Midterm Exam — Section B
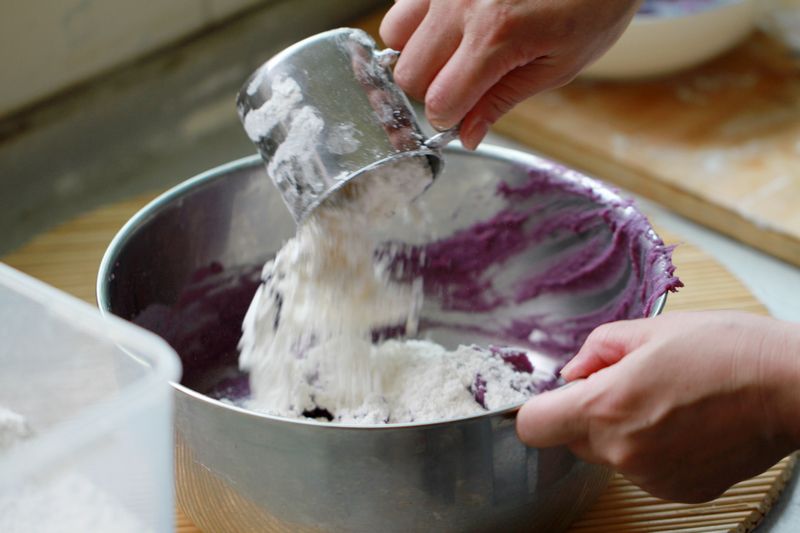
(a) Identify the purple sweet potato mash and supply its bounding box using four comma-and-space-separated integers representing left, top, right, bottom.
132, 164, 681, 407
386, 166, 682, 361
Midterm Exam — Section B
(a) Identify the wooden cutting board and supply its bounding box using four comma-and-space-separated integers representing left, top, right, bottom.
2, 190, 796, 533
494, 31, 800, 269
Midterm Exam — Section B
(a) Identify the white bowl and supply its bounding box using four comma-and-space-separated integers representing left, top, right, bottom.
581, 0, 759, 80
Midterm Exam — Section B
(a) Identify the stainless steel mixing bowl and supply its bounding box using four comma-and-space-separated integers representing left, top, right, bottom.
97, 144, 679, 533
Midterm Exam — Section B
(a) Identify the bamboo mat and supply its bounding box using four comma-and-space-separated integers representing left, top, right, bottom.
1, 190, 795, 533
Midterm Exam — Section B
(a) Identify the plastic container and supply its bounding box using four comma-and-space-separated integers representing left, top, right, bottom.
0, 262, 181, 533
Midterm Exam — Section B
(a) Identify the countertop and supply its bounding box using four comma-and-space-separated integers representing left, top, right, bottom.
1, 0, 799, 529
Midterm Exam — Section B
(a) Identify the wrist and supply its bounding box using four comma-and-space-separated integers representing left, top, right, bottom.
756, 317, 800, 451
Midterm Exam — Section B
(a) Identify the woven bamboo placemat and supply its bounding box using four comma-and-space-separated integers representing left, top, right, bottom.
2, 191, 795, 533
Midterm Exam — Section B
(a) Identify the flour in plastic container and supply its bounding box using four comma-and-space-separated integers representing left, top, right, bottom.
0, 405, 154, 533
0, 473, 154, 533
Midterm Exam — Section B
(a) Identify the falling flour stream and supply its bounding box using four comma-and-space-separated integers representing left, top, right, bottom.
236, 156, 553, 424
231, 62, 562, 424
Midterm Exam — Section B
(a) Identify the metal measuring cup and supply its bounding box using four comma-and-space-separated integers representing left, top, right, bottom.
236, 28, 459, 224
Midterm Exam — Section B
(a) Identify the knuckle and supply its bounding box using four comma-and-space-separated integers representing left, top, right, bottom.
586, 323, 615, 347
604, 441, 640, 471
480, 88, 519, 122
424, 90, 457, 127
479, 1, 522, 39
378, 14, 402, 49
392, 64, 423, 99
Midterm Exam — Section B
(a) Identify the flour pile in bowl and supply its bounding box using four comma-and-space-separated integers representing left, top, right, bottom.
237, 157, 553, 424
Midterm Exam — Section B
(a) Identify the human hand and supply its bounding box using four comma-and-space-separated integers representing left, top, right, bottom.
516, 311, 800, 503
379, 0, 642, 150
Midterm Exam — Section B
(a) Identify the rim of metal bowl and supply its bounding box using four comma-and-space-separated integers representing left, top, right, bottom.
97, 143, 668, 430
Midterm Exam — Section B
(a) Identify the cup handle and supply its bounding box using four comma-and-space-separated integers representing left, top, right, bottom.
375, 47, 460, 151
375, 48, 401, 68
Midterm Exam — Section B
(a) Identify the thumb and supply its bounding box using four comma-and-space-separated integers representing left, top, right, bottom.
561, 318, 654, 381
516, 379, 589, 448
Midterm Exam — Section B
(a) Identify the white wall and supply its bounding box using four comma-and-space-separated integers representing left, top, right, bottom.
0, 0, 263, 118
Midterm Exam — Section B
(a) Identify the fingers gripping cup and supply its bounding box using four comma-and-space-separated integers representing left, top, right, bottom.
237, 28, 457, 224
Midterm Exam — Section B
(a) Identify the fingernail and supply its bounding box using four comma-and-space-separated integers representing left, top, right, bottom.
429, 120, 449, 133
462, 120, 490, 151
559, 360, 576, 379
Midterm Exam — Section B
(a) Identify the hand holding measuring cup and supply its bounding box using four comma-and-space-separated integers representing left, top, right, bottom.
380, 0, 643, 150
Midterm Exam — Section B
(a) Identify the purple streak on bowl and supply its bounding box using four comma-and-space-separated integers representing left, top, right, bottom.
130, 162, 681, 402
387, 166, 682, 360
133, 263, 261, 394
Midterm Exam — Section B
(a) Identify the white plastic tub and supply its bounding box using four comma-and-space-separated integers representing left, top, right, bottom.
0, 262, 181, 533
581, 0, 759, 79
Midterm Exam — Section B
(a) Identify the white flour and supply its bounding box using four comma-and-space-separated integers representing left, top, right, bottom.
242, 75, 303, 142
238, 155, 551, 424
334, 341, 548, 424
267, 104, 327, 191
0, 405, 154, 533
243, 74, 363, 204
0, 473, 154, 533
237, 68, 549, 424
239, 157, 430, 416
0, 405, 32, 453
